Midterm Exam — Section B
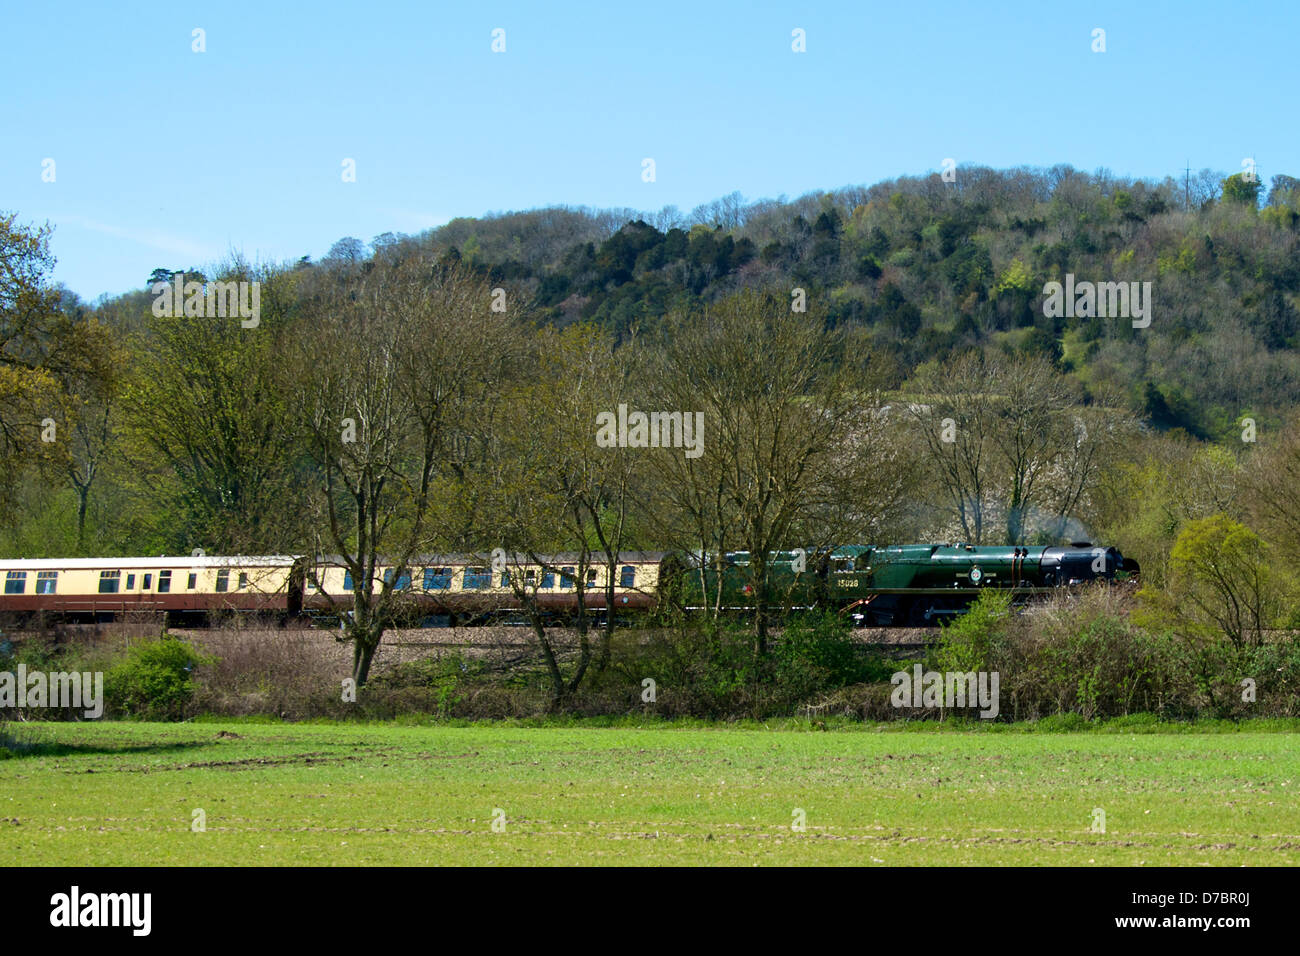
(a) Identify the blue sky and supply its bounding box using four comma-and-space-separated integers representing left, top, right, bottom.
4, 0, 1296, 301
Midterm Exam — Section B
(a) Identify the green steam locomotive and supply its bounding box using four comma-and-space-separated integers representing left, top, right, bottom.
665, 542, 1139, 627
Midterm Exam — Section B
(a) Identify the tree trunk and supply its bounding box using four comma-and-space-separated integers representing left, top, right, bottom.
348, 592, 384, 687
531, 616, 566, 710
76, 485, 89, 553
752, 551, 769, 659
596, 577, 614, 675
566, 585, 592, 696
352, 628, 381, 686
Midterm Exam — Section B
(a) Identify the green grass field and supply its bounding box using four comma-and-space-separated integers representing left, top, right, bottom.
2, 720, 1297, 865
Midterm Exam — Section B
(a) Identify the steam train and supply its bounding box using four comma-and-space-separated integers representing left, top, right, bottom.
673, 542, 1139, 626
0, 542, 1137, 628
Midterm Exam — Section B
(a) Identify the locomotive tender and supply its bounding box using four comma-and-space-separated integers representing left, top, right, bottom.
0, 542, 1137, 628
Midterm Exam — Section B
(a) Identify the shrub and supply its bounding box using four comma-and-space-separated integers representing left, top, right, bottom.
1001, 587, 1180, 719
598, 613, 878, 719
1033, 712, 1092, 732
932, 589, 1013, 675
771, 610, 873, 690
105, 637, 211, 720
365, 655, 477, 717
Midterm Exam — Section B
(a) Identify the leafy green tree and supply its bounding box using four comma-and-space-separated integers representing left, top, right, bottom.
1221, 172, 1262, 207
123, 263, 306, 553
1093, 436, 1240, 587
1140, 514, 1284, 649
1266, 174, 1300, 208
0, 214, 116, 520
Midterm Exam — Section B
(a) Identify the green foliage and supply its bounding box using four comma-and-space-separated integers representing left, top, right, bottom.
1139, 513, 1283, 648
992, 257, 1033, 295
11, 164, 1300, 568
105, 637, 211, 720
366, 655, 479, 717
932, 589, 1012, 674
770, 610, 874, 689
920, 587, 1275, 722
1011, 592, 1180, 720
122, 264, 305, 553
599, 613, 874, 719
1221, 172, 1261, 207
1031, 712, 1092, 732
11, 165, 1300, 729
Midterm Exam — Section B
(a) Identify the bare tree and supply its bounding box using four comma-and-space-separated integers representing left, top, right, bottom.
690, 191, 748, 231
910, 352, 1132, 545
1243, 415, 1300, 567
291, 257, 513, 684
481, 323, 642, 705
64, 375, 117, 552
909, 355, 995, 543
643, 289, 882, 655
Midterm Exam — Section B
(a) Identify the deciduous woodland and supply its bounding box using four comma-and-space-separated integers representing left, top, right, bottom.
3, 164, 1300, 714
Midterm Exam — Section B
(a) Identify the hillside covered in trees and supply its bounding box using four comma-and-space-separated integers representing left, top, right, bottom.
5, 162, 1300, 575
384, 163, 1300, 442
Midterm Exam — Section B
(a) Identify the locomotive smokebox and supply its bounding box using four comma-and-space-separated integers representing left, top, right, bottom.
1040, 544, 1121, 585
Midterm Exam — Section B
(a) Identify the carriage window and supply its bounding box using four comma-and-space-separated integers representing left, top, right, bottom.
215, 569, 230, 593
541, 570, 555, 588
158, 570, 171, 593
423, 568, 451, 590
143, 574, 152, 590
586, 569, 598, 588
187, 573, 197, 589
559, 567, 575, 589
343, 570, 354, 591
462, 567, 491, 589
383, 569, 410, 590
500, 571, 511, 587
36, 571, 58, 594
238, 572, 249, 590
4, 571, 26, 594
620, 566, 636, 588
99, 570, 121, 594
525, 569, 537, 586
126, 574, 136, 590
